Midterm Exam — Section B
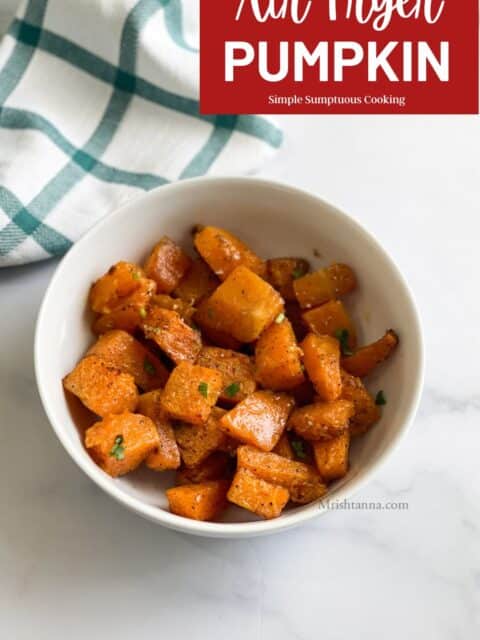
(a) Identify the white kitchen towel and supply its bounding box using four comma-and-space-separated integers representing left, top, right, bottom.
0, 0, 282, 266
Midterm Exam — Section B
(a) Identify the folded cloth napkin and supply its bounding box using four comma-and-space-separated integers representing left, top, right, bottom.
0, 0, 282, 267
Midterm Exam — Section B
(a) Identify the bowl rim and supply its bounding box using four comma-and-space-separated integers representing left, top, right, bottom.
34, 176, 425, 538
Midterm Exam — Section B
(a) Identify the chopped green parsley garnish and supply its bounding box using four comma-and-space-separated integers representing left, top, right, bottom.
334, 328, 353, 357
110, 435, 125, 460
132, 271, 141, 281
292, 267, 305, 280
143, 358, 156, 376
275, 312, 286, 324
375, 390, 387, 406
198, 382, 209, 398
291, 439, 307, 460
139, 306, 147, 319
225, 382, 241, 398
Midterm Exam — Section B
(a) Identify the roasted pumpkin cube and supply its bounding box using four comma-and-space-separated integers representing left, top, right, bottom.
219, 391, 294, 451
174, 258, 219, 305
301, 333, 342, 401
167, 480, 229, 521
85, 412, 158, 477
293, 267, 332, 310
237, 445, 326, 504
341, 370, 381, 436
137, 390, 180, 471
342, 329, 399, 378
161, 362, 223, 425
193, 298, 243, 350
175, 452, 232, 486
63, 355, 138, 417
312, 431, 350, 482
89, 261, 145, 314
294, 263, 356, 309
151, 294, 196, 325
175, 408, 230, 467
200, 266, 284, 343
255, 317, 305, 391
273, 433, 294, 460
227, 468, 289, 519
143, 236, 191, 293
289, 480, 328, 504
87, 330, 168, 391
267, 257, 310, 301
288, 399, 354, 441
328, 263, 357, 298
92, 278, 156, 335
141, 306, 201, 364
303, 300, 357, 350
194, 225, 266, 281
197, 346, 256, 404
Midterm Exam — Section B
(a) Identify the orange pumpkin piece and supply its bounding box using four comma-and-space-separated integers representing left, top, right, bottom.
312, 431, 350, 482
342, 329, 399, 378
161, 362, 223, 425
63, 355, 138, 417
143, 236, 191, 293
303, 300, 357, 349
294, 263, 356, 309
151, 294, 196, 325
193, 299, 243, 350
341, 370, 381, 436
137, 390, 180, 471
174, 258, 219, 305
255, 317, 305, 391
175, 452, 232, 486
175, 408, 231, 467
219, 391, 294, 451
89, 261, 145, 314
141, 306, 201, 364
201, 266, 284, 343
328, 263, 357, 297
273, 433, 294, 459
196, 346, 256, 404
288, 478, 328, 504
92, 278, 156, 335
267, 257, 310, 301
301, 333, 342, 401
167, 480, 229, 521
194, 225, 266, 281
227, 468, 290, 519
288, 399, 354, 441
85, 412, 159, 477
237, 445, 326, 504
87, 330, 168, 391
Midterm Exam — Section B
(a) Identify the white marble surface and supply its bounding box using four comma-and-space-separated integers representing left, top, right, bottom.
1, 2, 480, 638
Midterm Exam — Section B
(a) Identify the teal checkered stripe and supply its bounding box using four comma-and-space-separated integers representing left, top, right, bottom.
8, 18, 281, 146
0, 0, 283, 263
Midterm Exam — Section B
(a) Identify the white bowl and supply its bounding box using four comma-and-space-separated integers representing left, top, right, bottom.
35, 177, 424, 538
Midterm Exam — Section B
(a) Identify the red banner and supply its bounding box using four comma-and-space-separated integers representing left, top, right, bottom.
200, 0, 479, 114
